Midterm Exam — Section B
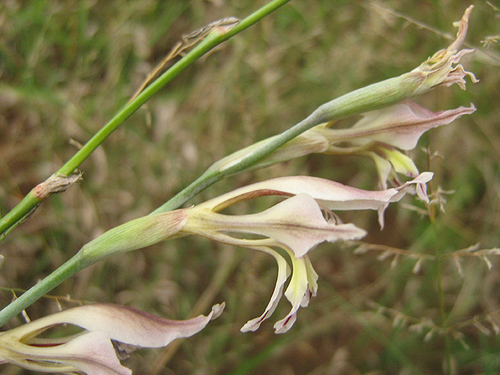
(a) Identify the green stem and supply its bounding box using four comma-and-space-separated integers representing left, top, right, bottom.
0, 0, 292, 239
0, 253, 91, 326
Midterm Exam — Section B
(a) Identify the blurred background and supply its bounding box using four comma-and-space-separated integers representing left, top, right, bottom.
1, 0, 499, 374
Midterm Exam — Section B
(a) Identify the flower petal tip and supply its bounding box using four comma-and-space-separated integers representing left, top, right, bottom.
273, 313, 297, 334
240, 321, 260, 333
210, 302, 226, 320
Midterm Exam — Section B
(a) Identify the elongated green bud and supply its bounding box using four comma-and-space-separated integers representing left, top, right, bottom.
79, 210, 188, 263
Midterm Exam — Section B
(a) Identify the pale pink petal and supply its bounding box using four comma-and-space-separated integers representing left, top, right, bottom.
273, 311, 297, 334
0, 304, 224, 373
393, 172, 434, 202
8, 303, 224, 349
0, 332, 130, 374
201, 176, 396, 212
240, 246, 291, 332
201, 173, 434, 218
266, 174, 431, 211
329, 101, 476, 150
416, 182, 429, 202
436, 50, 478, 90
376, 172, 433, 228
53, 332, 132, 375
45, 303, 224, 348
218, 194, 366, 258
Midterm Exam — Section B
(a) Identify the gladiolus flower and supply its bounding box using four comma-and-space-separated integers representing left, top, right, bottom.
180, 173, 433, 332
0, 303, 224, 374
315, 100, 476, 189
75, 174, 431, 334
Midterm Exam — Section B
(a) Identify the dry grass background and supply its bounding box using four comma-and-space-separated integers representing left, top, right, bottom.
0, 0, 499, 374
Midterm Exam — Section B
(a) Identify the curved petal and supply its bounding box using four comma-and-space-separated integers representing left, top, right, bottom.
240, 246, 291, 332
274, 256, 315, 334
0, 332, 130, 374
61, 332, 132, 374
4, 303, 224, 349
376, 172, 433, 228
212, 194, 366, 258
324, 101, 476, 150
200, 176, 403, 212
0, 304, 224, 373
44, 303, 225, 348
447, 5, 473, 52
303, 255, 319, 304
